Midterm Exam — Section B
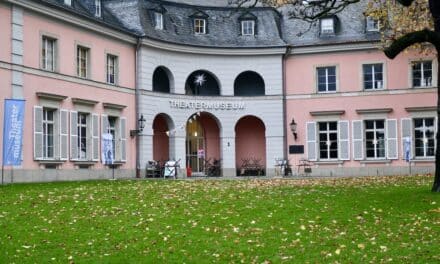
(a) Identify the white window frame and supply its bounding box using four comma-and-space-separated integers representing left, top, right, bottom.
106, 54, 118, 85
414, 117, 435, 158
320, 18, 334, 34
365, 119, 386, 159
412, 60, 433, 88
241, 20, 255, 36
194, 18, 206, 34
318, 121, 339, 160
154, 12, 163, 30
316, 66, 337, 93
77, 45, 89, 79
95, 0, 101, 17
362, 63, 384, 90
41, 36, 56, 72
77, 112, 88, 160
366, 16, 379, 32
64, 0, 71, 6
43, 108, 55, 159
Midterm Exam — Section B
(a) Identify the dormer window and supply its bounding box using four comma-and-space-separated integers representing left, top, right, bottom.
64, 0, 71, 6
320, 18, 334, 35
95, 0, 101, 17
241, 20, 255, 36
366, 16, 379, 32
154, 12, 163, 30
194, 19, 206, 34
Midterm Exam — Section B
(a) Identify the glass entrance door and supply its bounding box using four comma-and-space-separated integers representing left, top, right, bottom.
186, 119, 205, 175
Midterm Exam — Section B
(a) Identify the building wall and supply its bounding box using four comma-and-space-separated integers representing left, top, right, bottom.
138, 45, 284, 177
286, 48, 436, 176
0, 2, 12, 63
0, 3, 137, 182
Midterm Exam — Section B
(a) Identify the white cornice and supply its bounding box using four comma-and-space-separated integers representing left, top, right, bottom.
141, 38, 286, 56
7, 0, 137, 44
286, 87, 436, 100
290, 42, 380, 55
0, 61, 135, 94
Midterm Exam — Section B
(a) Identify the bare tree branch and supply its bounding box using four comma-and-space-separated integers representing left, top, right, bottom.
384, 29, 440, 59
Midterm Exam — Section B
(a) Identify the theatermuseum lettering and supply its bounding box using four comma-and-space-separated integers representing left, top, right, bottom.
169, 100, 245, 110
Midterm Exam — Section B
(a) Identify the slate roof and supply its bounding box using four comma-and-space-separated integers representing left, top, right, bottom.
135, 0, 286, 48
32, 0, 379, 49
31, 0, 136, 35
280, 1, 380, 47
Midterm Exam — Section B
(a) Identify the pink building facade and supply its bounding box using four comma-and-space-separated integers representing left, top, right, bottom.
0, 0, 137, 182
0, 0, 435, 181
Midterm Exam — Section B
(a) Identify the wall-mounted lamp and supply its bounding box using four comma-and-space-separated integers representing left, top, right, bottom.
290, 118, 297, 140
130, 114, 146, 137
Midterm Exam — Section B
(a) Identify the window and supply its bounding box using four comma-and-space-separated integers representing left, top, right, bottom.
317, 66, 336, 93
363, 63, 384, 90
43, 109, 55, 159
241, 20, 255, 35
366, 17, 379, 32
154, 12, 163, 30
106, 54, 118, 84
414, 118, 435, 158
412, 61, 432, 87
77, 113, 88, 160
95, 0, 101, 17
194, 19, 206, 34
64, 0, 71, 6
318, 122, 338, 160
77, 46, 89, 78
320, 18, 334, 34
41, 36, 56, 71
365, 120, 386, 159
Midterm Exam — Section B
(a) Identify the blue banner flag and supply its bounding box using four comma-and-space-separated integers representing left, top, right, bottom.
2, 99, 25, 166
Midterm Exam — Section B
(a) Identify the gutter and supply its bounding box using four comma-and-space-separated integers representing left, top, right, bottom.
135, 37, 143, 178
282, 45, 293, 163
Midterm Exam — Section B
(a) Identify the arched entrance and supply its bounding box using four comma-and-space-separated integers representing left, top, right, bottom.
186, 112, 221, 176
235, 116, 266, 176
152, 114, 174, 162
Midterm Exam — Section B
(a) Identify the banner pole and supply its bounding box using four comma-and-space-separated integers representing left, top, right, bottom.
1, 164, 4, 185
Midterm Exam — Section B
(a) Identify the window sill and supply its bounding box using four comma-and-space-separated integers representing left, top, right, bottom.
315, 160, 344, 165
411, 158, 435, 163
37, 160, 65, 164
360, 159, 391, 164
72, 161, 97, 165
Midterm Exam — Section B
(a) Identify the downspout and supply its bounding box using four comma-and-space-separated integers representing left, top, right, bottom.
282, 45, 293, 161
135, 37, 142, 178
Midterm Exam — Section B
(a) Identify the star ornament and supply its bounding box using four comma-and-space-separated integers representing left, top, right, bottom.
194, 74, 206, 87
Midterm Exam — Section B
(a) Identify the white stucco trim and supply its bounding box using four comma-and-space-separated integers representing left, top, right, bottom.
141, 38, 286, 56
290, 42, 380, 55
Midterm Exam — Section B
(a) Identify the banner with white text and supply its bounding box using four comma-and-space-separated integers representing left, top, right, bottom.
2, 99, 25, 166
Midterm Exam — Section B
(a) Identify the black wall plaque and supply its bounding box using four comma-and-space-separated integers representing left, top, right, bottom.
289, 145, 304, 154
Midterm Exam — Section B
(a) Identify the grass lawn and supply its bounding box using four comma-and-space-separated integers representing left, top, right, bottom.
0, 176, 439, 263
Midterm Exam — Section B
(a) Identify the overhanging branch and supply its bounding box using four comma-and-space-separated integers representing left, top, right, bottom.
396, 0, 414, 7
384, 29, 440, 59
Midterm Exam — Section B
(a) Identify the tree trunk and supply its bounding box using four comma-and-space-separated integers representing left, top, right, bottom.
432, 52, 440, 192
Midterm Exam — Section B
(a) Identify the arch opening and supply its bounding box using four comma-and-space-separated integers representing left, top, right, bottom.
152, 113, 174, 164
234, 71, 265, 96
153, 66, 173, 93
235, 115, 266, 176
185, 70, 220, 96
186, 112, 221, 176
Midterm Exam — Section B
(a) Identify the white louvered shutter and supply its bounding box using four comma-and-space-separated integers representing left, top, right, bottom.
120, 117, 127, 162
401, 118, 413, 160
306, 122, 317, 161
92, 114, 99, 161
352, 120, 364, 160
338, 120, 350, 160
33, 106, 43, 160
70, 111, 78, 160
53, 111, 60, 159
386, 119, 398, 159
60, 109, 69, 160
